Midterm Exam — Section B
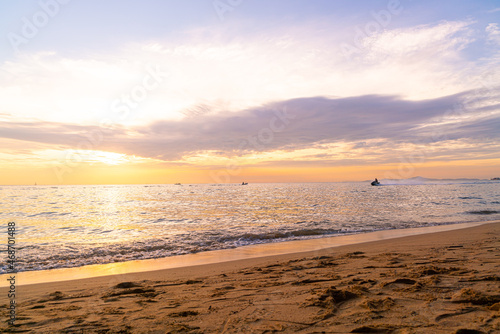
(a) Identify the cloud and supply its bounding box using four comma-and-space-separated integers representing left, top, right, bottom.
1, 17, 498, 172
2, 90, 499, 167
0, 19, 491, 128
0, 119, 123, 146
486, 23, 500, 45
362, 20, 473, 59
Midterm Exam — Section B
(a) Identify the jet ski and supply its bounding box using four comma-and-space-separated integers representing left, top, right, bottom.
371, 179, 380, 186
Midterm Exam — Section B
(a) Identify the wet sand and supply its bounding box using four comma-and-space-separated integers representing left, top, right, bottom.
1, 221, 499, 333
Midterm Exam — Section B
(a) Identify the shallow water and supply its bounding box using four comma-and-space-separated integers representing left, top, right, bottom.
1, 181, 499, 273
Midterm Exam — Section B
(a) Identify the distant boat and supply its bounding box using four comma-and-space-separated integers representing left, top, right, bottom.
371, 179, 380, 186
492, 177, 500, 180
241, 182, 248, 185
174, 183, 182, 185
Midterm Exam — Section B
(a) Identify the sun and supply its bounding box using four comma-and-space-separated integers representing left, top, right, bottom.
90, 151, 130, 165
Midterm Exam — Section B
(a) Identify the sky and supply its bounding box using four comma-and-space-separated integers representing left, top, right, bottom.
0, 0, 499, 185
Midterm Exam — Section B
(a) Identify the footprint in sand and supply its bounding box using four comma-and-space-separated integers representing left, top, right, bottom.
101, 282, 158, 299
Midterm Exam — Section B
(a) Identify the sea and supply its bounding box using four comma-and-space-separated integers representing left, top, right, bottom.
1, 180, 499, 274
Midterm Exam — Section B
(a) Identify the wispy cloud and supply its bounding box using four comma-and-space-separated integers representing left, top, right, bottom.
361, 21, 474, 59
0, 20, 487, 127
486, 23, 500, 45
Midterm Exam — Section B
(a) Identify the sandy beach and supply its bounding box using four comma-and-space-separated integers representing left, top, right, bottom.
1, 221, 499, 333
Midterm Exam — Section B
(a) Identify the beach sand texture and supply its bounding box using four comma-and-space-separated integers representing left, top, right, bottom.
1, 222, 499, 333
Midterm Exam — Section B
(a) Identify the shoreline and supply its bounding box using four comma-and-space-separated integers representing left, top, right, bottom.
1, 221, 499, 333
1, 220, 497, 287
2, 220, 499, 287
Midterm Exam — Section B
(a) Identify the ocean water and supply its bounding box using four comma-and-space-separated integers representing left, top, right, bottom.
1, 181, 499, 273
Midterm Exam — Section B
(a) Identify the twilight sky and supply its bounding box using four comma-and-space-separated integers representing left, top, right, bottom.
1, 0, 499, 184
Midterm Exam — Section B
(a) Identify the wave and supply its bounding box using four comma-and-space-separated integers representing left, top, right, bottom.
466, 210, 499, 215
218, 228, 347, 243
3, 182, 500, 274
0, 228, 357, 273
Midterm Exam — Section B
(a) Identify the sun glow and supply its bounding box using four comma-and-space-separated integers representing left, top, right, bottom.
51, 150, 150, 166
87, 151, 130, 165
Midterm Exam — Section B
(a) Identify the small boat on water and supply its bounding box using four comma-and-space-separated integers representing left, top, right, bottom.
371, 178, 380, 186
491, 177, 500, 180
241, 182, 248, 185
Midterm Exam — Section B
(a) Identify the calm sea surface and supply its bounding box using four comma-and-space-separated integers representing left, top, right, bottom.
1, 181, 499, 273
